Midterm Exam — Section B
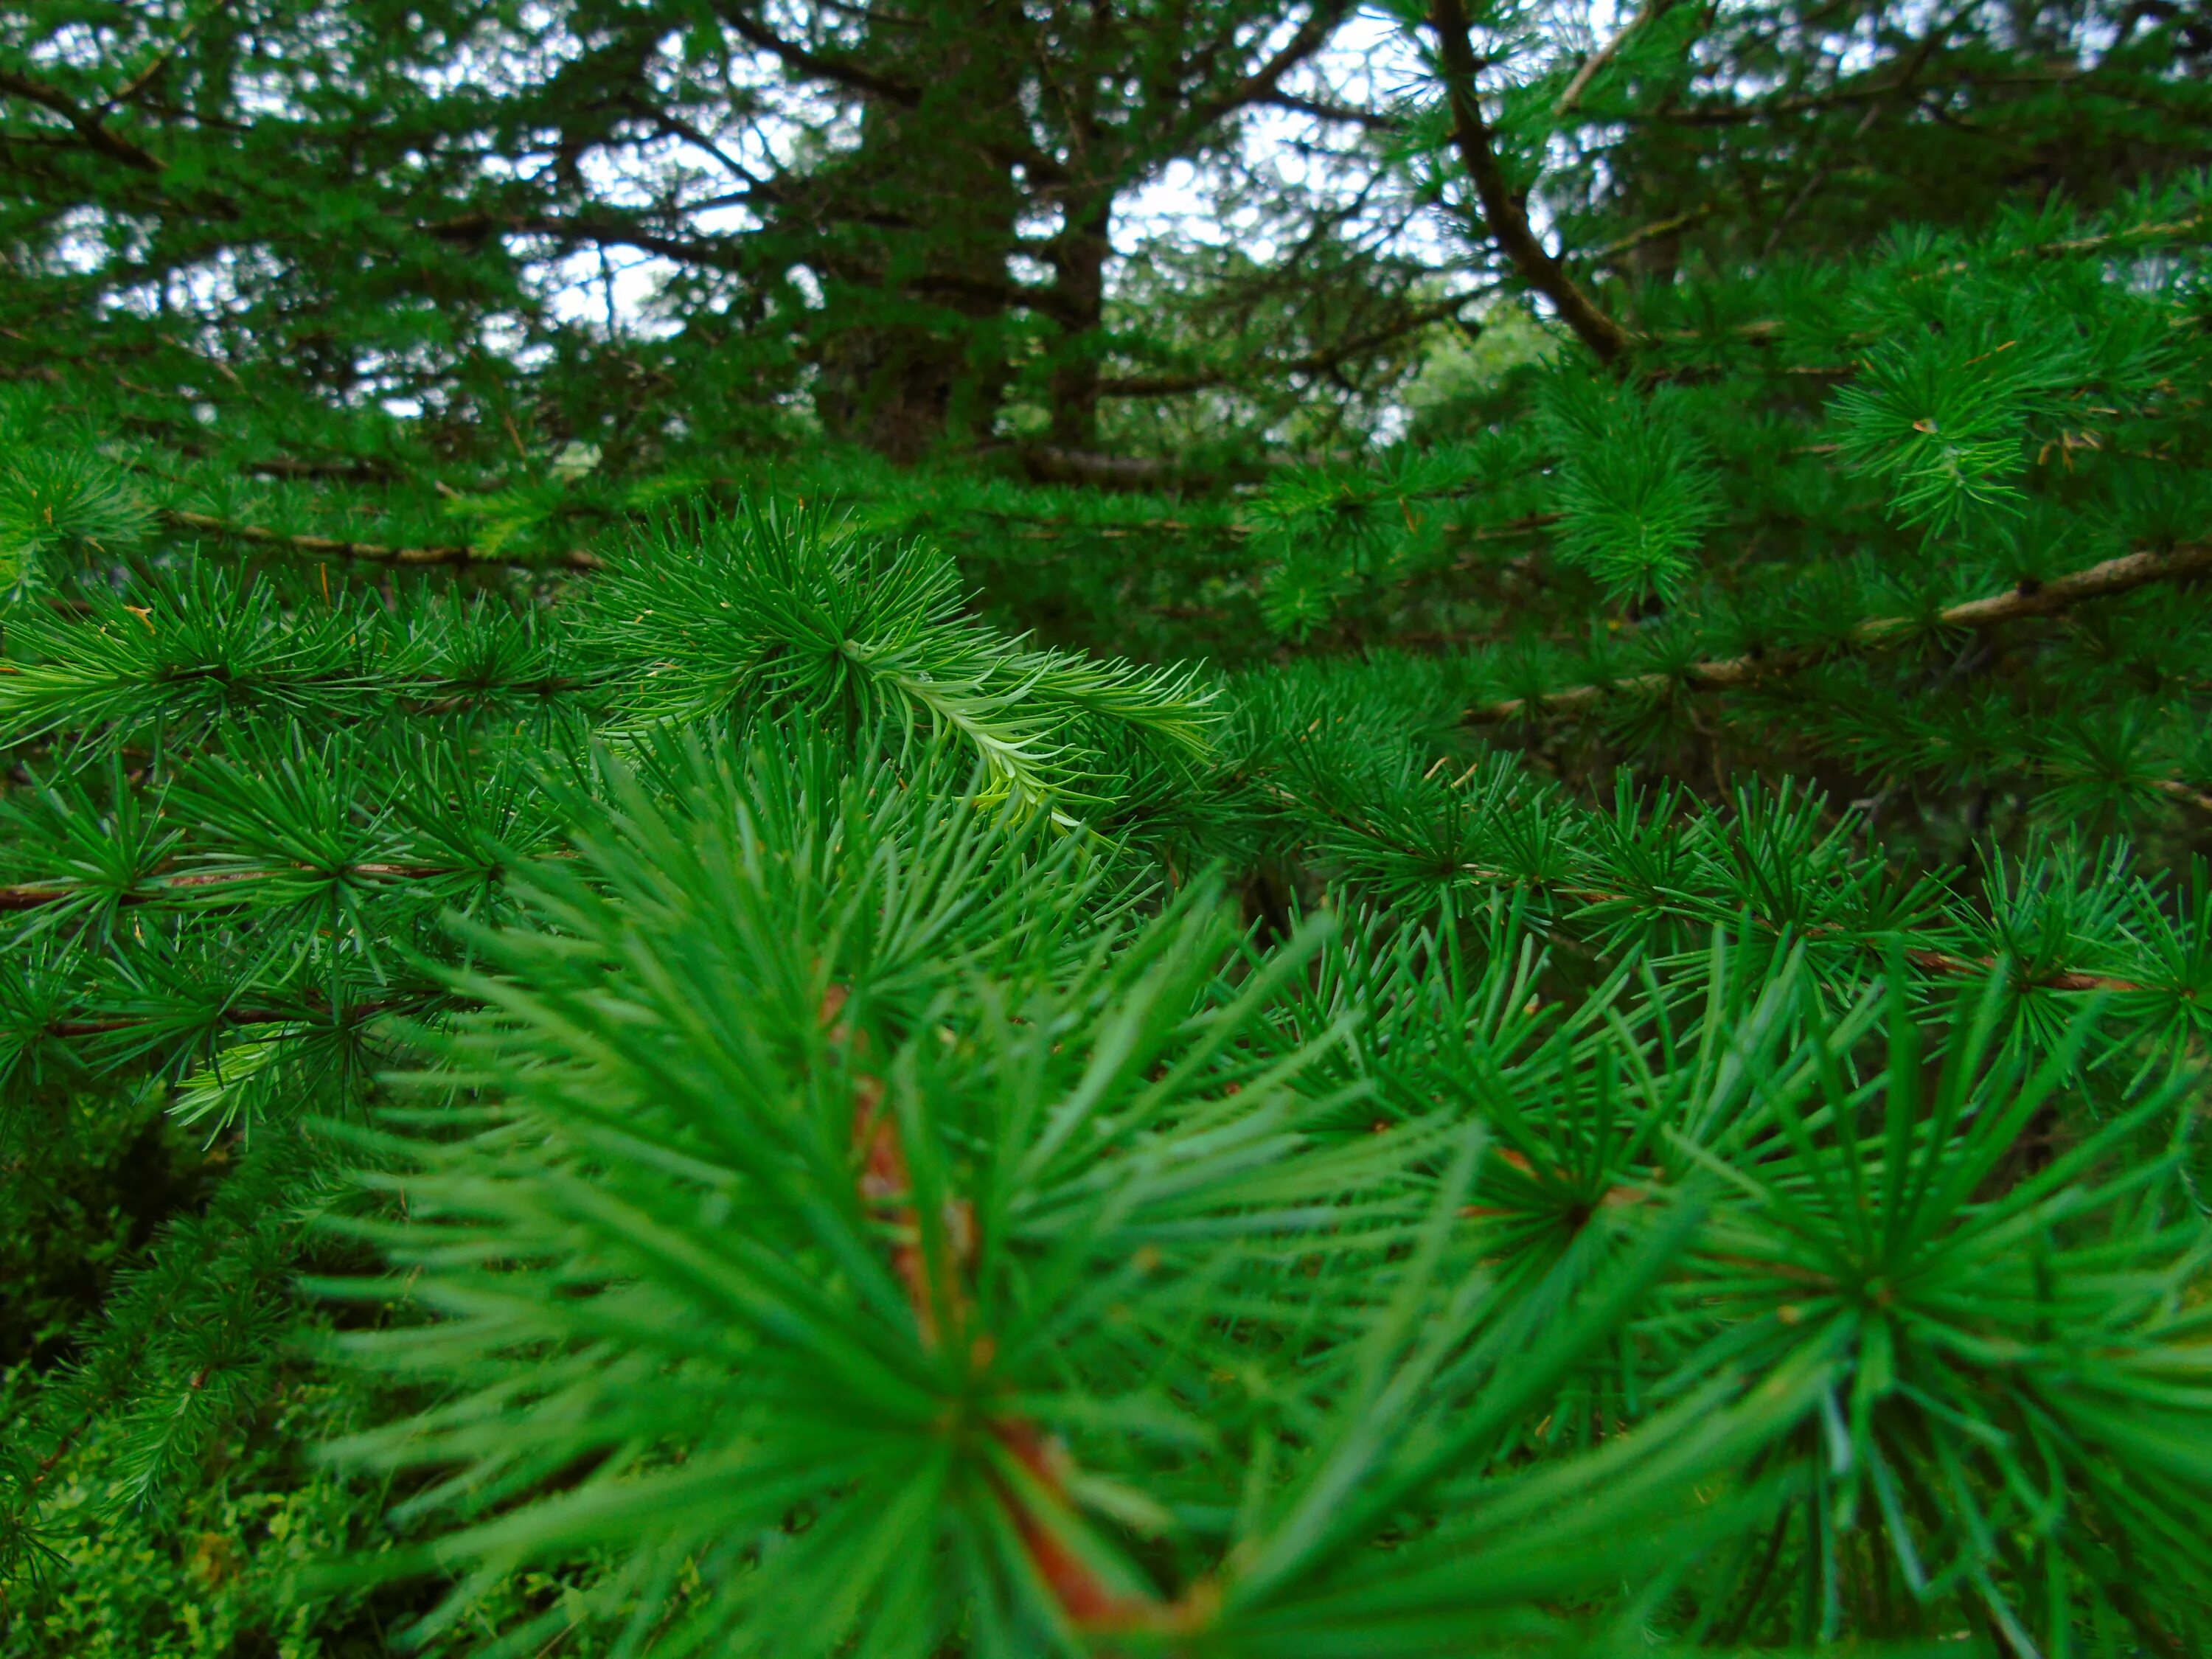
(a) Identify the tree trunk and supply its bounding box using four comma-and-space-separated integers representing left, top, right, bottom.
806, 1, 1026, 462
1046, 198, 1113, 450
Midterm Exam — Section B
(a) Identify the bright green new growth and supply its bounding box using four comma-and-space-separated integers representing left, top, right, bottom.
587, 505, 1215, 814
1540, 378, 1719, 603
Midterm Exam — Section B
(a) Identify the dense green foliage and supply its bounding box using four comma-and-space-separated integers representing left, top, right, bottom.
4, 0, 2212, 1652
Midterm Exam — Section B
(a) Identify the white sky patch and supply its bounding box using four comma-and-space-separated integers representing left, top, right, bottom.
1116, 10, 1433, 265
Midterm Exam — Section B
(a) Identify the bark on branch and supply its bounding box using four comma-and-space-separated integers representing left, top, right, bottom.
0, 861, 492, 913
163, 508, 602, 571
1427, 0, 1630, 365
0, 68, 166, 173
1465, 538, 2212, 723
1096, 293, 1481, 398
1184, 0, 1351, 134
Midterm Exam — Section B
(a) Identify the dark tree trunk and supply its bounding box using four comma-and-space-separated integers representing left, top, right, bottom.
1046, 198, 1114, 450
806, 0, 1026, 462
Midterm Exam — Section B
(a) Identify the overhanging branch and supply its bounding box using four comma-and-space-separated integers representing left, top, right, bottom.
0, 67, 166, 173
1427, 0, 1629, 364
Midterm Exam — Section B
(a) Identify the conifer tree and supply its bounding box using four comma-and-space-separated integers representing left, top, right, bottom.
4, 0, 2212, 1654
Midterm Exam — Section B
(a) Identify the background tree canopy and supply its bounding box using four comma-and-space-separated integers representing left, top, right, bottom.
4, 0, 2212, 1653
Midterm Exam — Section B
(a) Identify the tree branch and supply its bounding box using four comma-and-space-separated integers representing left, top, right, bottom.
1554, 0, 1673, 119
0, 67, 165, 173
0, 861, 482, 913
47, 1000, 405, 1038
709, 5, 921, 106
1259, 90, 1400, 131
425, 209, 751, 271
1275, 779, 2152, 991
1427, 0, 1629, 364
1590, 206, 1711, 264
163, 508, 601, 571
645, 18, 1071, 187
1466, 538, 2212, 723
1096, 293, 1481, 397
1648, 66, 2081, 127
2151, 777, 2212, 815
1186, 0, 1353, 133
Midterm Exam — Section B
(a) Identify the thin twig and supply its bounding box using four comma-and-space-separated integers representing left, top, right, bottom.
2150, 777, 2212, 816
1554, 0, 1674, 119
0, 860, 492, 912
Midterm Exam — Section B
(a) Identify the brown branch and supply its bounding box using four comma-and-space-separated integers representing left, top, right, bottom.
1018, 448, 1208, 490
2151, 777, 2212, 815
1904, 950, 2142, 995
241, 456, 399, 482
424, 210, 751, 272
1466, 538, 2212, 723
0, 861, 480, 913
1278, 774, 2150, 996
1554, 0, 1675, 119
1427, 0, 1629, 364
1259, 90, 1399, 131
1183, 0, 1351, 134
709, 5, 921, 106
1659, 213, 2212, 349
1649, 66, 2083, 127
0, 68, 165, 173
698, 9, 1074, 193
107, 25, 196, 108
1591, 206, 1713, 265
1929, 210, 2212, 280
162, 508, 602, 571
818, 986, 1204, 1634
1006, 516, 1246, 540
1096, 293, 1481, 398
47, 1000, 400, 1039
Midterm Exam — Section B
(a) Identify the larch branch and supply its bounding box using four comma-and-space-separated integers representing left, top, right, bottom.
1554, 0, 1674, 119
1427, 0, 1630, 364
1465, 538, 2212, 723
162, 508, 602, 571
0, 68, 165, 173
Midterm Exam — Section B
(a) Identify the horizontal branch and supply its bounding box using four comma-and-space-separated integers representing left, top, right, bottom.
1904, 947, 2143, 995
47, 999, 405, 1039
1177, 0, 1352, 142
1427, 0, 1629, 364
0, 67, 165, 173
711, 3, 921, 107
1465, 538, 2212, 723
1650, 66, 2082, 127
1274, 775, 2152, 994
0, 861, 483, 913
424, 210, 751, 272
1259, 91, 1399, 130
2151, 777, 2212, 815
1653, 215, 2211, 350
163, 508, 602, 571
1016, 448, 1239, 490
1096, 294, 1479, 398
